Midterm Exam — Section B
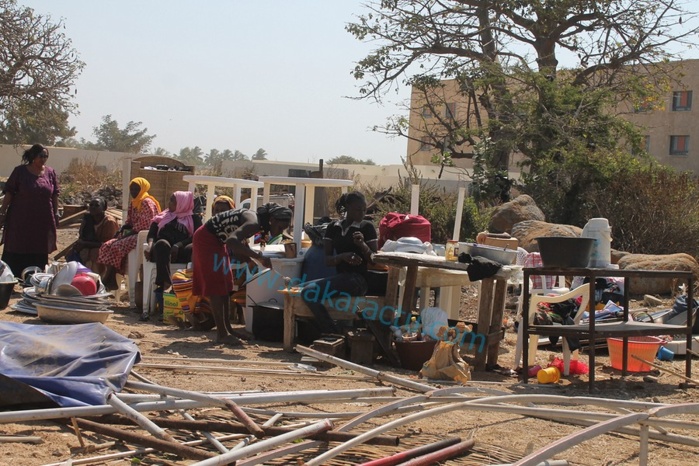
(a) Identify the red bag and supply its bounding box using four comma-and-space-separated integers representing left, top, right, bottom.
378, 212, 431, 248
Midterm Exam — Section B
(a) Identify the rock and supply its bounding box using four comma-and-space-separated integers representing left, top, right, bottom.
510, 220, 583, 252
617, 253, 699, 295
488, 195, 545, 234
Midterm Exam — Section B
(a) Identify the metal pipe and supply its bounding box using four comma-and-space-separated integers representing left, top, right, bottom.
0, 387, 394, 424
400, 439, 475, 465
358, 437, 462, 466
190, 419, 333, 466
107, 393, 176, 443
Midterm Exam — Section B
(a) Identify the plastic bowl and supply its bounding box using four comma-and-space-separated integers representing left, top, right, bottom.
535, 237, 594, 268
458, 242, 517, 265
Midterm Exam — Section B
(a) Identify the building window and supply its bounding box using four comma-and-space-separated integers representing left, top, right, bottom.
444, 102, 456, 119
670, 135, 689, 156
421, 106, 432, 118
420, 137, 432, 151
672, 91, 692, 111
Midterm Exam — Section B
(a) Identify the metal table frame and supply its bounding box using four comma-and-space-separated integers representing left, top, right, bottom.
522, 266, 694, 391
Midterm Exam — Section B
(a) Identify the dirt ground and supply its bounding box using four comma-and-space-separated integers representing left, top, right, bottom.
0, 228, 698, 465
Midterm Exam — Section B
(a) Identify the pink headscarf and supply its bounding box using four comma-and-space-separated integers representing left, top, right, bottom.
152, 191, 194, 235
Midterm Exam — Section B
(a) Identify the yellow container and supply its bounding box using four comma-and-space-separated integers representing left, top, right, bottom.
537, 366, 560, 384
163, 292, 184, 325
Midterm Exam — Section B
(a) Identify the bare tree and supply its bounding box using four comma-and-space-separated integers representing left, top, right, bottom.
0, 0, 84, 144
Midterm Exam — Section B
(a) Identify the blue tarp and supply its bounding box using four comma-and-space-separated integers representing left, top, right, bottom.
0, 321, 140, 408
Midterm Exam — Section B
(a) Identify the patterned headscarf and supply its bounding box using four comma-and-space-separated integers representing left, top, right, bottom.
130, 177, 161, 212
212, 195, 235, 214
152, 191, 195, 235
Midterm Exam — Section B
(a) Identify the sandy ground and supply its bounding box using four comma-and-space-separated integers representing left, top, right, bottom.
0, 228, 698, 465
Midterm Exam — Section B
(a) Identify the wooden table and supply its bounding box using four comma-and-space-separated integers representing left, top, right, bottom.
522, 266, 694, 391
372, 252, 512, 370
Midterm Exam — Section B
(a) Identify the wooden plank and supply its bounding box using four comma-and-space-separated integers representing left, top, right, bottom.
474, 277, 495, 371
487, 278, 508, 366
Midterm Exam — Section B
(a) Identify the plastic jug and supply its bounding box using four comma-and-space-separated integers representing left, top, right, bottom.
581, 218, 612, 268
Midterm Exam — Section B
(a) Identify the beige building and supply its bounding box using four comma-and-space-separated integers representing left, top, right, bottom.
406, 59, 699, 175
620, 59, 699, 172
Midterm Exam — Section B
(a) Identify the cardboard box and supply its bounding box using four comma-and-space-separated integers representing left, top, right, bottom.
483, 236, 519, 250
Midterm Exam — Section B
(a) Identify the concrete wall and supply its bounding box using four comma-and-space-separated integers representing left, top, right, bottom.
0, 144, 133, 178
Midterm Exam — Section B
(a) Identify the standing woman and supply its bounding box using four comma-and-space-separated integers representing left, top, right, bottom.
98, 177, 161, 290
0, 144, 60, 277
192, 205, 288, 345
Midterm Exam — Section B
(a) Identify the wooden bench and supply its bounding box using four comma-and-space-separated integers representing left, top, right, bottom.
281, 290, 387, 352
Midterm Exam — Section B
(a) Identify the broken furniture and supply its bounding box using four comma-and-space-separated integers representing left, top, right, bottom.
280, 289, 386, 353
372, 251, 512, 371
522, 266, 694, 391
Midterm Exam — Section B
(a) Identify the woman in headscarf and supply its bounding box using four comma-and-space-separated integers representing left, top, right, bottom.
212, 195, 235, 216
141, 191, 202, 320
191, 203, 290, 345
256, 203, 293, 245
98, 177, 161, 290
70, 197, 119, 275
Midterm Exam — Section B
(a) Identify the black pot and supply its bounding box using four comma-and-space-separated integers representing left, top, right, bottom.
535, 237, 595, 268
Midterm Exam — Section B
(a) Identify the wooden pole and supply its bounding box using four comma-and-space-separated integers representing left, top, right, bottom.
631, 355, 699, 385
73, 418, 214, 461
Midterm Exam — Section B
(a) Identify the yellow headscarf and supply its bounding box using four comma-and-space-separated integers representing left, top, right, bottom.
212, 195, 235, 214
130, 177, 161, 212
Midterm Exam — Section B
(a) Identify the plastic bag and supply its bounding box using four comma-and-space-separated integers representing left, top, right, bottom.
420, 307, 449, 341
419, 341, 471, 383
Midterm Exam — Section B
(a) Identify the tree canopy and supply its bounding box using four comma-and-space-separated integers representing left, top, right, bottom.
348, 0, 699, 182
0, 0, 84, 145
83, 115, 156, 153
327, 155, 376, 165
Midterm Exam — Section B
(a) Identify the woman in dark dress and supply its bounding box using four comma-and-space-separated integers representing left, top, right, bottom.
300, 191, 378, 335
0, 144, 60, 277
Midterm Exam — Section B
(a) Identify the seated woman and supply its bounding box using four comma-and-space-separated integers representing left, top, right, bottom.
98, 177, 161, 291
69, 197, 119, 275
142, 190, 202, 320
255, 204, 293, 245
300, 191, 378, 336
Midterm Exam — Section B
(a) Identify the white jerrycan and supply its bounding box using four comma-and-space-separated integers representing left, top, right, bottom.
581, 218, 612, 268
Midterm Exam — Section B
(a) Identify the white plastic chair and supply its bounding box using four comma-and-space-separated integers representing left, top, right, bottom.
142, 260, 189, 314
515, 284, 590, 375
123, 230, 148, 308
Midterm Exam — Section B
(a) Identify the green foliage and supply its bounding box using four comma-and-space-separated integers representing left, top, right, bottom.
348, 1, 696, 202
0, 0, 84, 145
251, 148, 268, 160
327, 155, 376, 165
524, 149, 699, 258
83, 115, 156, 153
175, 146, 204, 166
361, 167, 489, 244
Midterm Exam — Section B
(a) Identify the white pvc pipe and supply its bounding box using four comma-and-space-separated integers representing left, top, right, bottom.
0, 387, 394, 424
452, 186, 466, 241
107, 393, 176, 443
190, 419, 333, 466
410, 184, 419, 215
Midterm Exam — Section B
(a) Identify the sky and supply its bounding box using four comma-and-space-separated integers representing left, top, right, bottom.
21, 1, 412, 165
